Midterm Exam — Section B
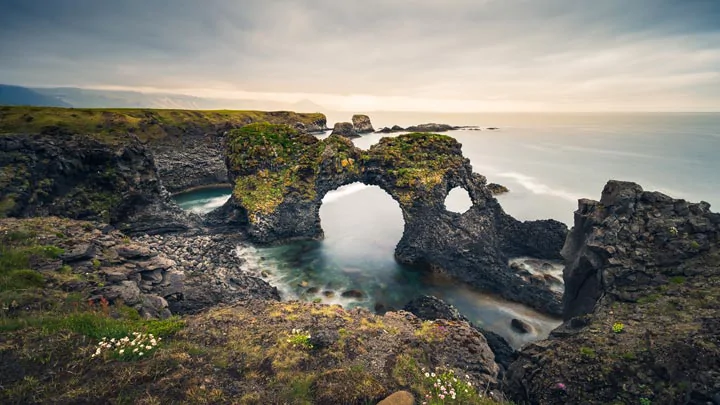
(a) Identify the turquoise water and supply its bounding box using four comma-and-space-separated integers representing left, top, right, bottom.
174, 112, 720, 348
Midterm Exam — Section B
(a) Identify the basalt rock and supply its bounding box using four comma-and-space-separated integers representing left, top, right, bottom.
352, 114, 375, 133
0, 132, 194, 235
505, 181, 720, 404
219, 123, 568, 315
330, 122, 359, 138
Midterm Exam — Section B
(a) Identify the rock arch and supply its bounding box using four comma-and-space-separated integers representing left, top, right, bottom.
219, 123, 569, 315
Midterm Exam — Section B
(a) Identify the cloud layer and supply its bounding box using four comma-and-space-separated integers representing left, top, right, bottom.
1, 0, 719, 111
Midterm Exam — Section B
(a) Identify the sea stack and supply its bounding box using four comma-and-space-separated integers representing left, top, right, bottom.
352, 114, 375, 133
330, 122, 359, 138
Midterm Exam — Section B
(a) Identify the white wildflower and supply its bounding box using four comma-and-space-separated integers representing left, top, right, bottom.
119, 349, 125, 355
139, 352, 143, 356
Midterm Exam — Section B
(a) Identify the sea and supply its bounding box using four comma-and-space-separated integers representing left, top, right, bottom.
173, 112, 720, 349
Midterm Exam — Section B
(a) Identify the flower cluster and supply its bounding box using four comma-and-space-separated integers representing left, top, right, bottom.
91, 332, 161, 361
287, 328, 313, 350
612, 322, 625, 333
420, 367, 481, 404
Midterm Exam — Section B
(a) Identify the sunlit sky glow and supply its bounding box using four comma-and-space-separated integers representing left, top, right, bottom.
1, 0, 719, 111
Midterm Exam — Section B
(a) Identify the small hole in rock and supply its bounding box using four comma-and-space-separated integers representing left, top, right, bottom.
445, 187, 472, 213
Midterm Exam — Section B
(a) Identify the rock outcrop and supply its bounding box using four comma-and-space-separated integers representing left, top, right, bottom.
405, 123, 458, 132
352, 114, 374, 133
487, 183, 510, 195
505, 181, 720, 404
0, 131, 192, 235
219, 123, 568, 315
404, 295, 517, 378
330, 122, 359, 138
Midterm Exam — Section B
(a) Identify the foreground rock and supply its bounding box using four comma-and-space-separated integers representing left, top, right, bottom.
404, 296, 517, 379
352, 114, 374, 133
505, 181, 720, 404
330, 122, 359, 138
0, 217, 278, 319
220, 123, 568, 315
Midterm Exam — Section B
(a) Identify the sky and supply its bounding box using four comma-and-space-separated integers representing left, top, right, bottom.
1, 0, 720, 112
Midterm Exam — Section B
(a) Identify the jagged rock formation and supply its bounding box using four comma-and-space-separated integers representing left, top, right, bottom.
0, 131, 192, 234
352, 114, 375, 133
505, 181, 720, 404
330, 122, 359, 138
220, 123, 568, 315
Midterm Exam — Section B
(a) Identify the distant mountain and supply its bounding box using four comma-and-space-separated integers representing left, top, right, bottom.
0, 84, 72, 107
28, 86, 330, 113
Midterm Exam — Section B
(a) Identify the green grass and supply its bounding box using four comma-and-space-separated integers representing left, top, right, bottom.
0, 106, 326, 144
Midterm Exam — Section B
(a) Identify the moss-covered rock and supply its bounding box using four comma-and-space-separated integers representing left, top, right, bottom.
221, 123, 568, 315
505, 181, 720, 404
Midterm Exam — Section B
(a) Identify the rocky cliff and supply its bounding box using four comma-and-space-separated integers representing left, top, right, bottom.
352, 114, 375, 133
505, 181, 720, 404
0, 130, 191, 234
219, 123, 568, 315
0, 106, 328, 194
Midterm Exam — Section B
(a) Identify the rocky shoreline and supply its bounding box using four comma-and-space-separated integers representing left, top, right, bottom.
1, 107, 718, 404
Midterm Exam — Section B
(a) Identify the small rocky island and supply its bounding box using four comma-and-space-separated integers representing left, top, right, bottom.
0, 106, 717, 404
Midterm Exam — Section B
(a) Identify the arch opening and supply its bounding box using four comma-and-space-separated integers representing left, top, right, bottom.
444, 186, 473, 213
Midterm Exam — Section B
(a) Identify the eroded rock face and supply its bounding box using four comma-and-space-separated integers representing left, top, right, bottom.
330, 122, 359, 138
352, 114, 375, 133
0, 132, 193, 234
505, 181, 720, 404
220, 123, 568, 315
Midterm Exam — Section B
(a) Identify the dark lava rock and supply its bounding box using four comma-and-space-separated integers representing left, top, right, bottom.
341, 289, 365, 299
487, 127, 499, 130
352, 114, 374, 133
405, 123, 458, 132
377, 127, 393, 133
505, 180, 720, 404
487, 183, 510, 195
330, 122, 359, 138
510, 318, 533, 334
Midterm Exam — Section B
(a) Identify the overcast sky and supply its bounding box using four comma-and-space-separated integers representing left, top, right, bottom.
1, 0, 719, 111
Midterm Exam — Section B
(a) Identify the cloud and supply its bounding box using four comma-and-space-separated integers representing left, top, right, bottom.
0, 0, 719, 111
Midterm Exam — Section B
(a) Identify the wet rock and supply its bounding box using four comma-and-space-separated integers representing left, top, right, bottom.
322, 290, 335, 298
510, 318, 533, 334
352, 114, 374, 133
341, 289, 365, 299
306, 287, 320, 294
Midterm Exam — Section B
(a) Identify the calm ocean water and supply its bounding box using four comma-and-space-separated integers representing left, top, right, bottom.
174, 112, 720, 348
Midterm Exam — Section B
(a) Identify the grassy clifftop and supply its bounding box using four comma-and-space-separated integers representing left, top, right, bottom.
0, 106, 326, 144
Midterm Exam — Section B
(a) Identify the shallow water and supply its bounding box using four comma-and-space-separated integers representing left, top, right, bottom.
173, 113, 720, 349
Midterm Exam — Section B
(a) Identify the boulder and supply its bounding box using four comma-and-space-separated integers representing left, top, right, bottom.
101, 280, 141, 306
330, 122, 359, 138
505, 181, 720, 404
351, 114, 374, 133
377, 391, 415, 405
510, 318, 533, 334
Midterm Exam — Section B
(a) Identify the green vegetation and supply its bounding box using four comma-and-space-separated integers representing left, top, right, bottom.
0, 106, 325, 145
670, 276, 686, 284
580, 346, 597, 358
612, 322, 625, 333
286, 328, 313, 350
